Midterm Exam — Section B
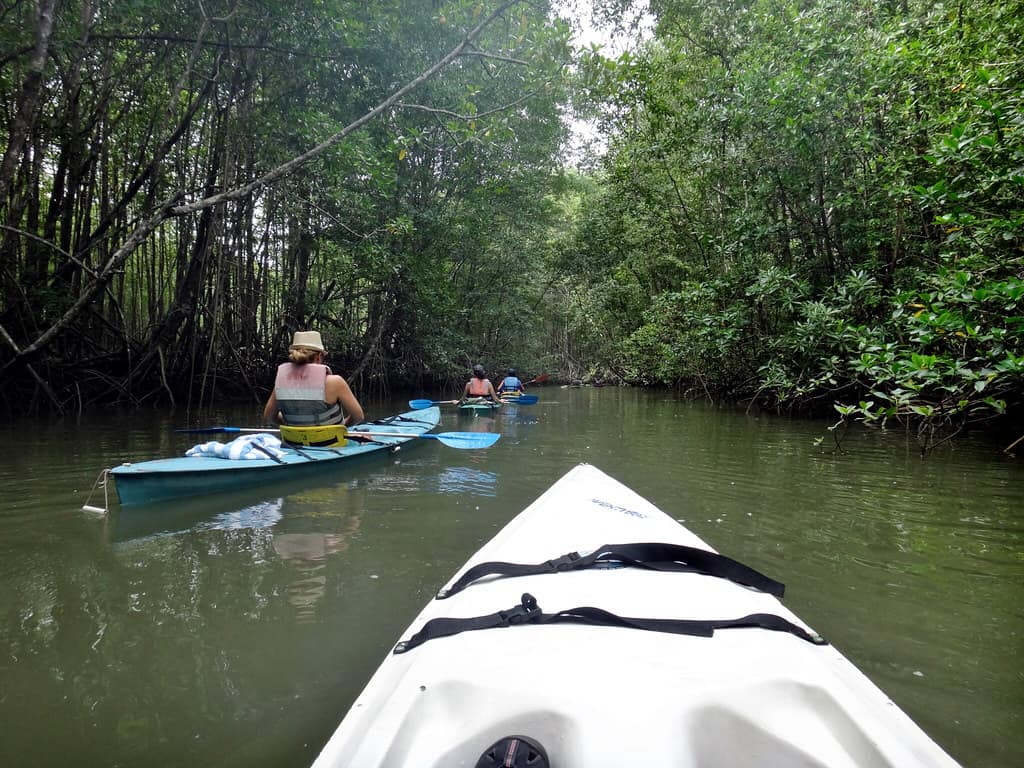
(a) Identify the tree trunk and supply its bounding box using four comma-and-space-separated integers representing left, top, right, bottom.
0, 0, 57, 204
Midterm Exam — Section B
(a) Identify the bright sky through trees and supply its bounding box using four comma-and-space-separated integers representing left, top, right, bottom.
558, 0, 652, 164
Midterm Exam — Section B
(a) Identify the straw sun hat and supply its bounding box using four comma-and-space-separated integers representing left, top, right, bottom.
289, 330, 326, 352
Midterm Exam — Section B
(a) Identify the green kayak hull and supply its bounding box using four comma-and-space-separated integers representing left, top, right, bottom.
458, 401, 501, 414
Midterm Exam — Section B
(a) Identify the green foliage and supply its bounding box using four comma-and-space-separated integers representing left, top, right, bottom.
556, 0, 1022, 433
0, 0, 573, 408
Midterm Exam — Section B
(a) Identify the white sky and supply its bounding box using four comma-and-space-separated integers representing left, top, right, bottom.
565, 0, 652, 55
557, 0, 654, 165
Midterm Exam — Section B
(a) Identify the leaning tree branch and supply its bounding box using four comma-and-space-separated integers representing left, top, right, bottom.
170, 0, 523, 217
1, 194, 184, 376
457, 49, 529, 65
0, 322, 62, 410
396, 89, 539, 121
0, 224, 100, 279
3, 0, 526, 377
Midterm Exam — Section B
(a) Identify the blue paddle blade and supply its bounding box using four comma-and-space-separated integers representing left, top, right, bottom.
408, 399, 460, 409
423, 431, 501, 449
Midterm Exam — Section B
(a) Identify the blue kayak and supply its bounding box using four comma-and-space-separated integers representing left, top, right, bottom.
110, 407, 441, 505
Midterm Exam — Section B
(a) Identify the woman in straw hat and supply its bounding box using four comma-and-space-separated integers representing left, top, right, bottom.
262, 331, 364, 426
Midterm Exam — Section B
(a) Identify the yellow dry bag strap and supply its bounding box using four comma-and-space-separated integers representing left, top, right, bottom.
279, 424, 348, 447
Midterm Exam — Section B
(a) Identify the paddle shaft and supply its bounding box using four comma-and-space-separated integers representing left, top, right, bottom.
177, 425, 496, 448
408, 399, 459, 409
189, 427, 453, 440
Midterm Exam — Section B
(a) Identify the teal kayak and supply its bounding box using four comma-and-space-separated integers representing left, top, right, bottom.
311, 463, 960, 768
109, 407, 441, 506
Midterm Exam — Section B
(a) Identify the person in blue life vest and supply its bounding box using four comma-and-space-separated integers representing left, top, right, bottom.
460, 364, 501, 404
496, 368, 525, 397
262, 330, 364, 426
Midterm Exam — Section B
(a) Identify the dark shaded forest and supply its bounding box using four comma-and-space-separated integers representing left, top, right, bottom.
1, 0, 574, 414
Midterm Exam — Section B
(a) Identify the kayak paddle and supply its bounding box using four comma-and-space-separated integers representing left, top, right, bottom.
408, 399, 460, 410
525, 373, 549, 385
176, 426, 276, 434
175, 425, 500, 449
350, 429, 500, 449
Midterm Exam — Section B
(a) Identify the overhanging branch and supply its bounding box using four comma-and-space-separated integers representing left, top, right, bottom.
396, 89, 539, 121
3, 0, 527, 375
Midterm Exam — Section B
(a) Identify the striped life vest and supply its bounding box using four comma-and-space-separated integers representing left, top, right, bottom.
274, 363, 343, 426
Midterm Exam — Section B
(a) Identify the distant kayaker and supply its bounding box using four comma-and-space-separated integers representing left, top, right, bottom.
263, 330, 364, 426
497, 368, 525, 397
460, 364, 501, 404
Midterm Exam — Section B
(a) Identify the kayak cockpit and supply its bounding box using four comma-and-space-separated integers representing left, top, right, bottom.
333, 633, 926, 768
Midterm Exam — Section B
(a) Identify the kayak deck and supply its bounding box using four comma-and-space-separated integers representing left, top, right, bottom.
110, 407, 440, 505
458, 397, 501, 412
312, 463, 959, 768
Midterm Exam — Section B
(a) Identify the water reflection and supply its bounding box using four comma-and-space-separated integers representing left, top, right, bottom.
0, 391, 1020, 768
435, 466, 498, 497
456, 405, 539, 450
197, 499, 284, 531
462, 413, 498, 432
273, 514, 361, 624
110, 486, 366, 625
340, 460, 498, 497
497, 409, 539, 444
111, 492, 285, 542
347, 458, 435, 493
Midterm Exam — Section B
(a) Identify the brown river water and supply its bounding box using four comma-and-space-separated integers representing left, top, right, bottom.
0, 387, 1020, 767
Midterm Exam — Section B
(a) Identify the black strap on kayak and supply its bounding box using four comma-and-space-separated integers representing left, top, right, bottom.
250, 441, 285, 463
370, 414, 434, 428
344, 433, 386, 446
393, 593, 827, 654
282, 435, 340, 448
436, 542, 785, 600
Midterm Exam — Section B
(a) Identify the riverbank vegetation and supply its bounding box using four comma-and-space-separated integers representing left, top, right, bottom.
559, 0, 1022, 447
2, 0, 1020, 447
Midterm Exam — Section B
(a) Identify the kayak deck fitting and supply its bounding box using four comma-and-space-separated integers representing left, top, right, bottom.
311, 463, 960, 768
